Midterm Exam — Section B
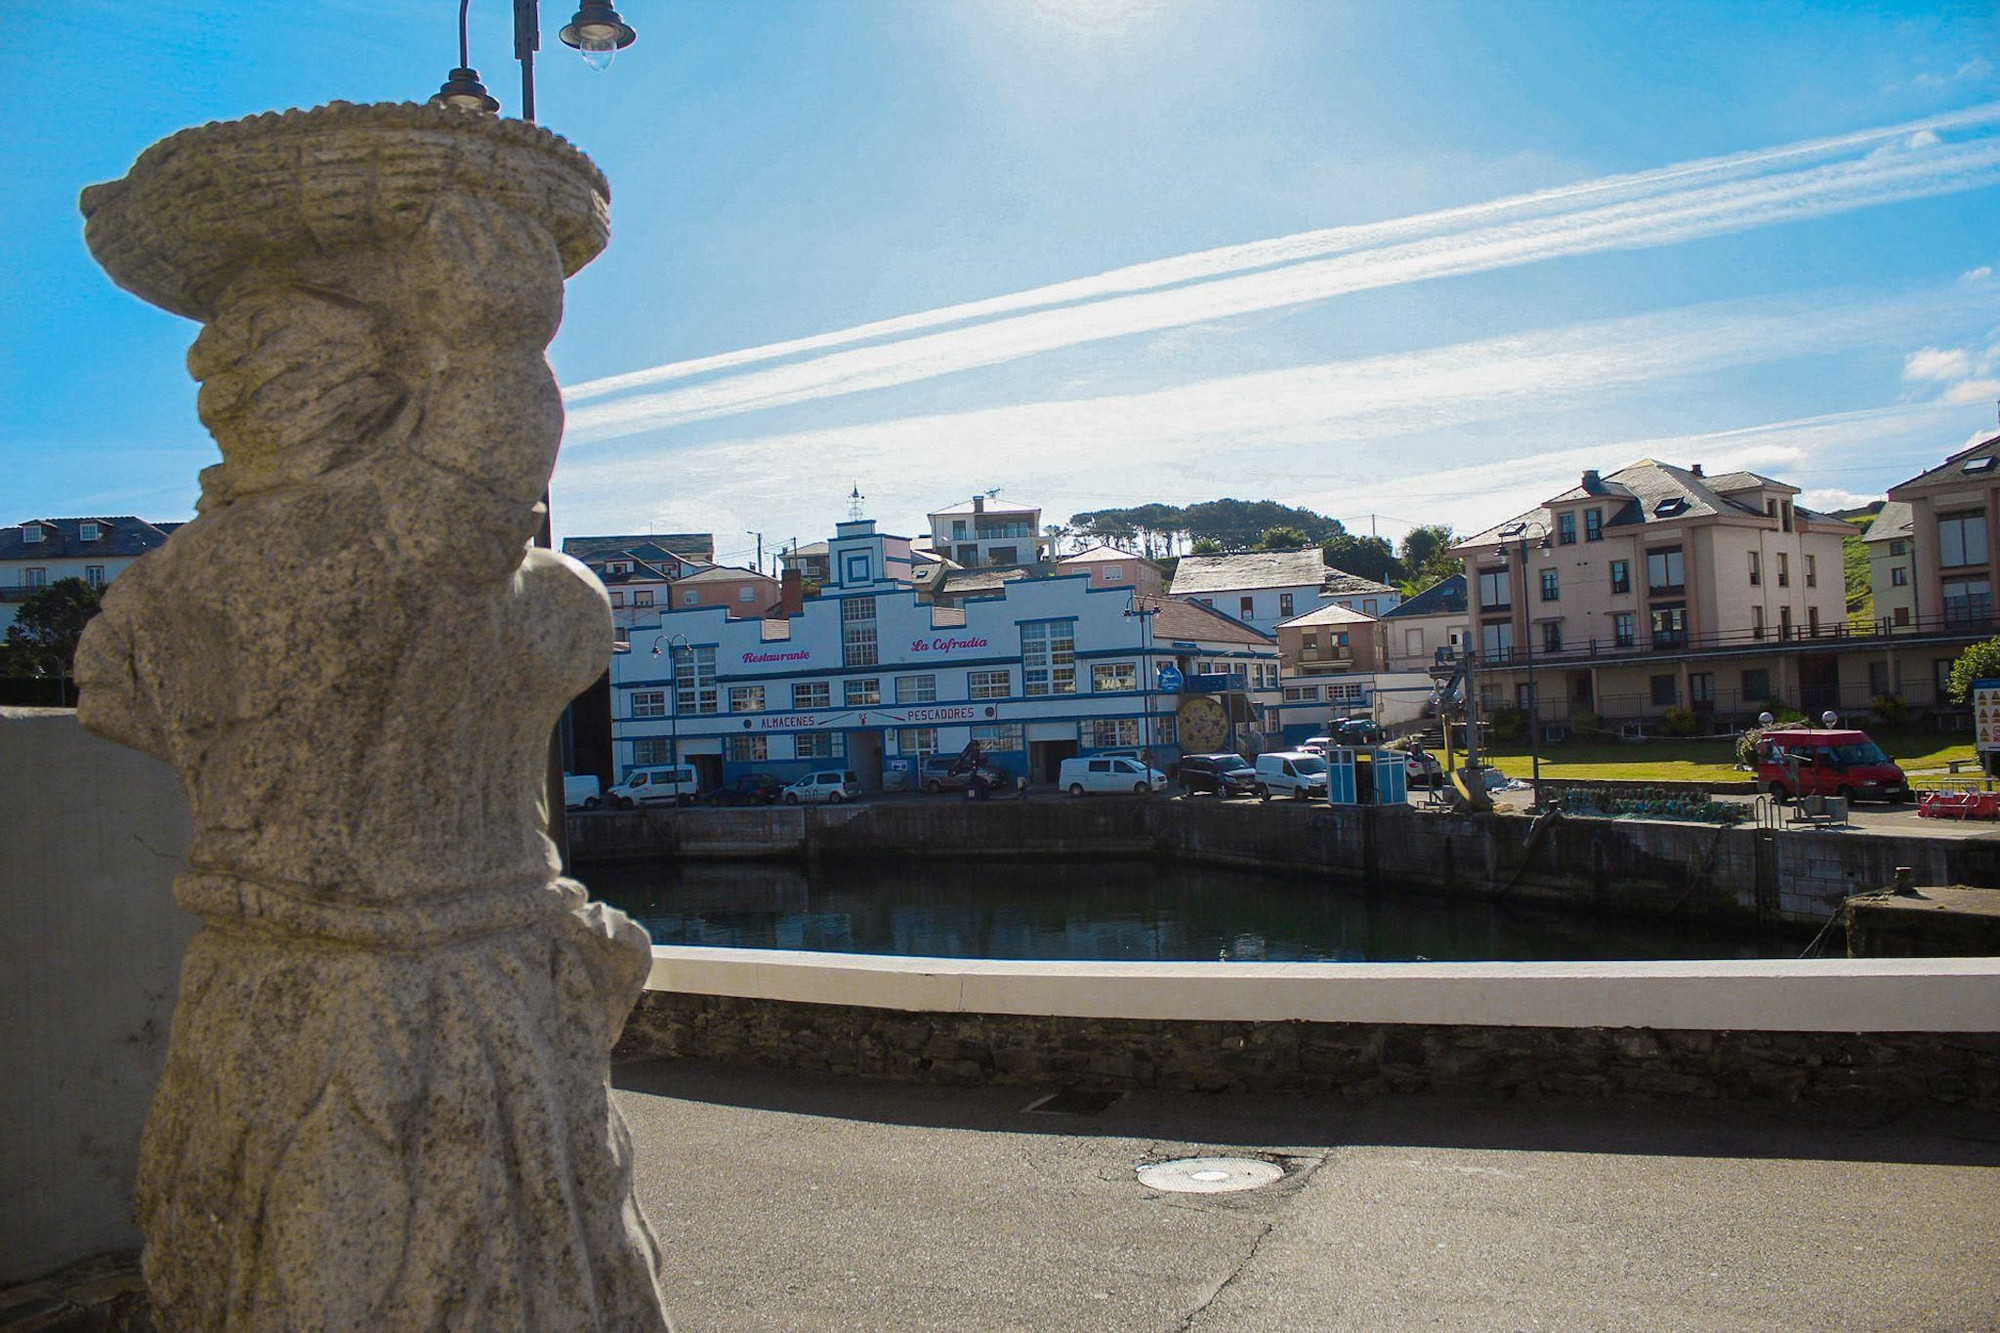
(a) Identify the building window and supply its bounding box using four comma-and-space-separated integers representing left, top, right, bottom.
729, 684, 767, 713
1651, 604, 1687, 648
1239, 595, 1255, 619
842, 596, 878, 667
1890, 540, 1907, 557
1087, 719, 1141, 749
632, 690, 667, 719
895, 674, 937, 704
968, 670, 1010, 699
632, 737, 673, 766
1541, 622, 1562, 652
673, 645, 718, 715
794, 681, 830, 709
1613, 612, 1635, 647
1539, 569, 1559, 602
1585, 509, 1603, 542
1283, 685, 1318, 702
895, 727, 939, 756
1609, 561, 1630, 595
1480, 622, 1514, 659
1477, 568, 1510, 610
84, 565, 106, 589
609, 591, 625, 607
727, 735, 768, 763
24, 567, 46, 589
1752, 605, 1765, 639
1938, 512, 1989, 569
1650, 675, 1677, 706
1646, 546, 1685, 593
1868, 661, 1891, 697
1804, 554, 1817, 589
1776, 553, 1789, 588
1257, 662, 1279, 690
20, 525, 41, 544
1943, 577, 1991, 625
1362, 598, 1378, 615
634, 590, 654, 607
683, 589, 701, 605
1105, 565, 1124, 582
77, 521, 98, 542
844, 677, 881, 707
1557, 512, 1576, 545
795, 731, 844, 760
970, 723, 1023, 751
1278, 592, 1294, 618
738, 586, 758, 602
1092, 662, 1137, 692
1690, 672, 1714, 710
1807, 606, 1821, 635
1742, 668, 1771, 702
1891, 567, 1909, 587
1021, 618, 1077, 696
1748, 551, 1760, 586
845, 554, 871, 584
1779, 606, 1793, 638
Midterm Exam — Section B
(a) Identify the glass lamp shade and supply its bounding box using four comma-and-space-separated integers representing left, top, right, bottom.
559, 3, 636, 69
431, 67, 500, 114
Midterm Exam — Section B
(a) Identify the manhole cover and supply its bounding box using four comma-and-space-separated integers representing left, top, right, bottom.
1136, 1157, 1283, 1194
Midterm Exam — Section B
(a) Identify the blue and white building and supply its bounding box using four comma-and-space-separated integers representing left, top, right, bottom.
609, 519, 1283, 789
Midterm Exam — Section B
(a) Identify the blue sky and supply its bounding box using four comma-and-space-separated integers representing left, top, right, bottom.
4, 1, 1998, 568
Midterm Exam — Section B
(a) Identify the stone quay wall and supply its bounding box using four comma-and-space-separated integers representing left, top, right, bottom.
570, 797, 2000, 927
621, 990, 2000, 1109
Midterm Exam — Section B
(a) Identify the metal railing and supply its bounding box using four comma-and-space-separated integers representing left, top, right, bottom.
1466, 605, 2000, 671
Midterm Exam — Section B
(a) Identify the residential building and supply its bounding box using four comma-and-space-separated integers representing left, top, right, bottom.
1167, 550, 1400, 636
1453, 460, 1853, 727
609, 519, 1279, 790
1876, 430, 2000, 703
1054, 543, 1167, 596
1273, 604, 1386, 677
1382, 574, 1468, 673
667, 565, 782, 617
1, 517, 178, 635
562, 533, 716, 644
778, 540, 830, 585
561, 532, 714, 568
1861, 501, 1915, 631
927, 495, 1043, 567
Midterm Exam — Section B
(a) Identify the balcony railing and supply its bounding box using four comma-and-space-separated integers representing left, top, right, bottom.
1463, 605, 2000, 671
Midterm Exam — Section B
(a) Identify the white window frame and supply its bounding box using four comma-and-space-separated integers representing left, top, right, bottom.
895, 674, 937, 705
793, 681, 830, 709
1092, 661, 1137, 692
968, 670, 1010, 699
729, 684, 767, 713
632, 690, 667, 719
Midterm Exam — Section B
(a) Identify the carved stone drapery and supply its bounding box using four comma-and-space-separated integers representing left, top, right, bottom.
75, 103, 671, 1330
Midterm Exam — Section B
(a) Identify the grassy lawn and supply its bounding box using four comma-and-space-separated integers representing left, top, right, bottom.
1466, 729, 1977, 783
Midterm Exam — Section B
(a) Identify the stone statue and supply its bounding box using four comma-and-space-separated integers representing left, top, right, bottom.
73, 103, 672, 1330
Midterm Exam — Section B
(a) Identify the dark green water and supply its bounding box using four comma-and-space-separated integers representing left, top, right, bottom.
589, 857, 1798, 962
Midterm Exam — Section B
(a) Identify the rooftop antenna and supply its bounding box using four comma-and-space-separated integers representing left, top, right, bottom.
847, 485, 866, 522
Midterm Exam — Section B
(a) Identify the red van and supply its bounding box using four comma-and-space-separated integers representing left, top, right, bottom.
1755, 729, 1909, 804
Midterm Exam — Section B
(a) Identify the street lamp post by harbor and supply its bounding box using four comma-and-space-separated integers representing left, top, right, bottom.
1500, 521, 1551, 808
650, 632, 690, 770
429, 0, 638, 863
1125, 595, 1162, 764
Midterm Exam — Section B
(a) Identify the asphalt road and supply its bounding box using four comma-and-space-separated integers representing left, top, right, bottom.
617, 1060, 2000, 1332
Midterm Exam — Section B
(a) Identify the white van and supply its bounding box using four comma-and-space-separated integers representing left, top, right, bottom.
563, 774, 602, 810
782, 770, 861, 805
1059, 755, 1169, 796
1253, 750, 1329, 801
606, 765, 700, 809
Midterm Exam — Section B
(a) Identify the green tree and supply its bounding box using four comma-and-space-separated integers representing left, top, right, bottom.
1947, 635, 2000, 703
1322, 533, 1403, 584
1189, 537, 1224, 556
1398, 524, 1459, 589
1255, 525, 1310, 551
3, 577, 102, 676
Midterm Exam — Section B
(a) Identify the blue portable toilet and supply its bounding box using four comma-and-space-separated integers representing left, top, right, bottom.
1370, 746, 1408, 805
1324, 747, 1359, 804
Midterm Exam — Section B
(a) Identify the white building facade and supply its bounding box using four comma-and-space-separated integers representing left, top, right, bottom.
1, 517, 176, 635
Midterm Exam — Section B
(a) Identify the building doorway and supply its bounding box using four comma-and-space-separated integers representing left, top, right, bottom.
689, 753, 724, 791
1028, 738, 1077, 784
847, 729, 885, 790
1798, 654, 1840, 717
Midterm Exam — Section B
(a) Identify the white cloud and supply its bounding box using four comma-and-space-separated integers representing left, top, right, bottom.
1943, 377, 2000, 405
563, 103, 2000, 442
1963, 265, 1994, 283
1906, 129, 1942, 149
1962, 58, 1996, 82
1797, 488, 1883, 513
1904, 346, 1975, 382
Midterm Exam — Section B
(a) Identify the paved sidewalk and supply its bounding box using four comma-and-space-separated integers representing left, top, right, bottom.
617, 1060, 2000, 1332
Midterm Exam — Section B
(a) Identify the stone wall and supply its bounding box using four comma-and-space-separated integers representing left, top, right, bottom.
620, 991, 2000, 1109
1847, 887, 2000, 957
0, 711, 195, 1284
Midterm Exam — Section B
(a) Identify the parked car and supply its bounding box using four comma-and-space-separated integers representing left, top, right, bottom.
1755, 728, 1909, 804
1253, 750, 1329, 801
1332, 718, 1383, 746
1298, 736, 1333, 757
702, 774, 785, 806
1175, 752, 1258, 797
1059, 755, 1169, 796
783, 770, 861, 805
604, 765, 699, 809
1401, 748, 1444, 788
563, 773, 602, 810
920, 755, 1011, 794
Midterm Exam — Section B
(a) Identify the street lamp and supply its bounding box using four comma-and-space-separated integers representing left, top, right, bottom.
431, 0, 639, 122
1499, 520, 1551, 809
650, 632, 690, 770
1124, 595, 1162, 767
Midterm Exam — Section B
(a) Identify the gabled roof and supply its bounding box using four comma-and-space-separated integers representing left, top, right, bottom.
1135, 594, 1276, 646
590, 556, 676, 585
1887, 433, 2000, 495
1383, 573, 1467, 619
1703, 470, 1799, 496
561, 532, 715, 563
1456, 459, 1839, 552
1057, 542, 1150, 566
1168, 549, 1328, 594
1276, 602, 1377, 629
676, 564, 775, 586
1, 516, 176, 562
1861, 500, 1914, 545
1321, 570, 1397, 597
929, 498, 1039, 517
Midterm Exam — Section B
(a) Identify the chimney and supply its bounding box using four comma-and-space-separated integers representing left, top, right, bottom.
778, 568, 804, 617
1581, 470, 1599, 490
1690, 462, 1704, 477
973, 495, 985, 514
